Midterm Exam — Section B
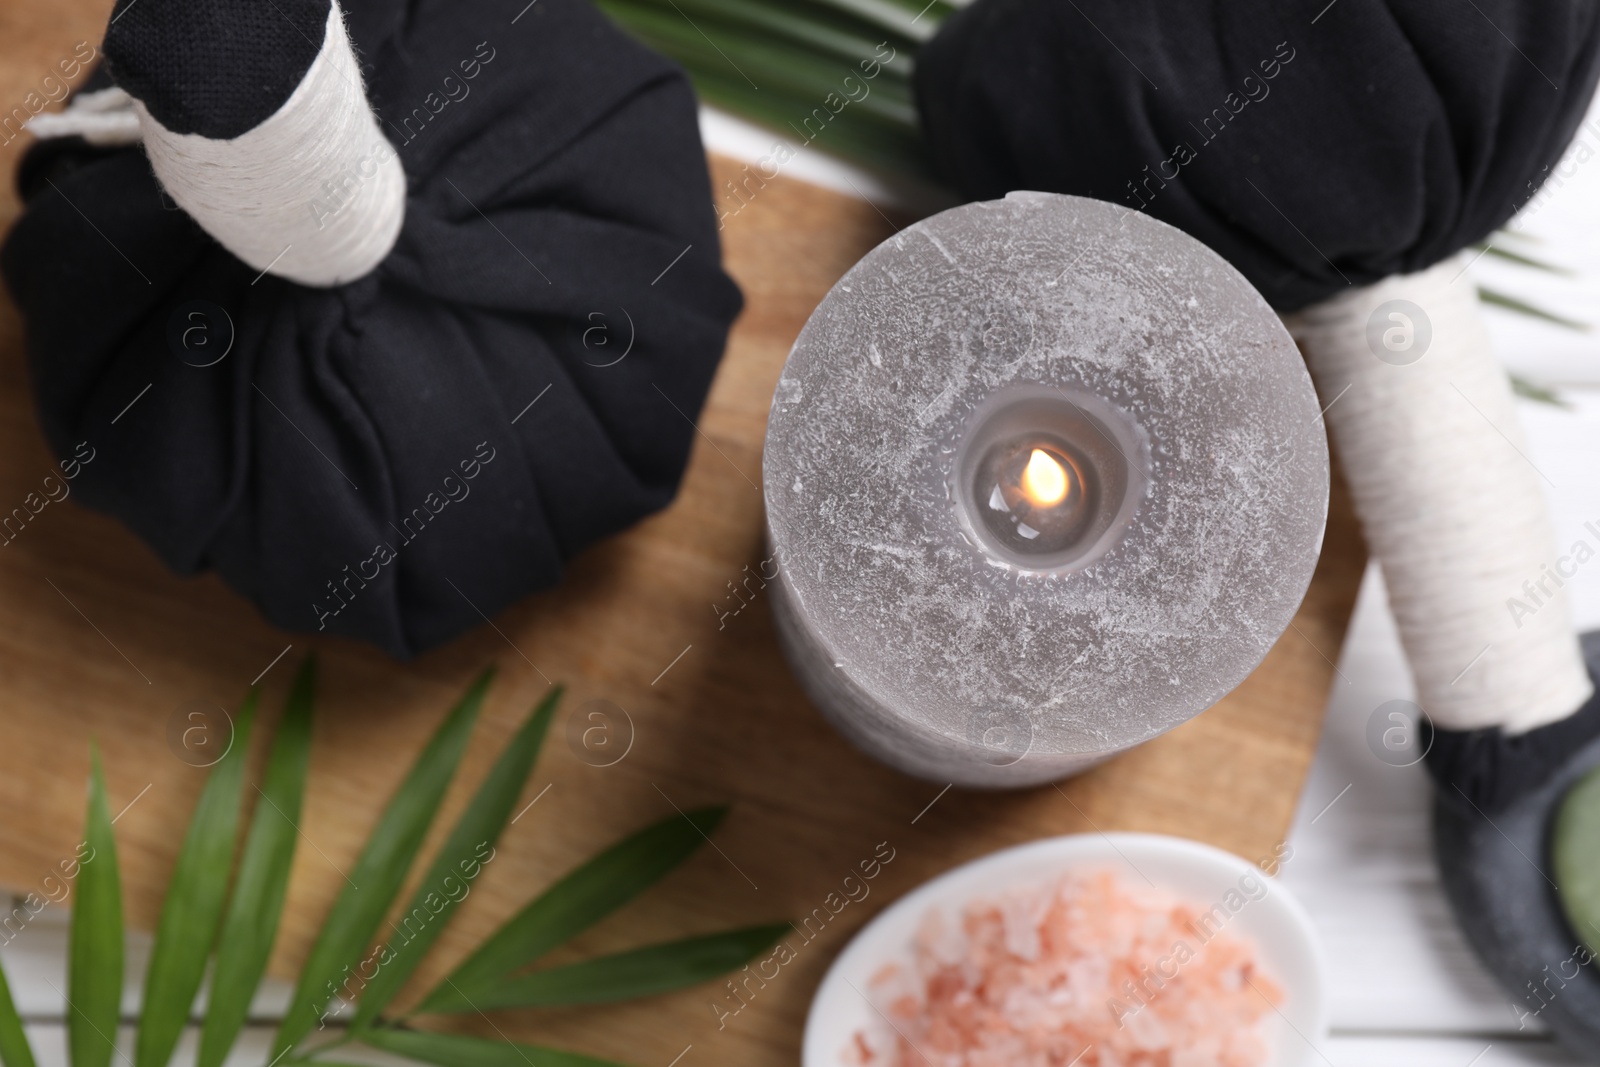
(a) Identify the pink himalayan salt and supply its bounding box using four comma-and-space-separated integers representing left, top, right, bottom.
848, 868, 1283, 1067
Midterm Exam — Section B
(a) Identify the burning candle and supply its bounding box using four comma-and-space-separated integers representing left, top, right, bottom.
955, 384, 1146, 573
764, 192, 1327, 787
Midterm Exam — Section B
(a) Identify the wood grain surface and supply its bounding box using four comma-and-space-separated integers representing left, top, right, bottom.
0, 3, 1366, 1064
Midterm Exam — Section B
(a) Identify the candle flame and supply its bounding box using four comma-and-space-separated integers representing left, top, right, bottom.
1020, 448, 1069, 507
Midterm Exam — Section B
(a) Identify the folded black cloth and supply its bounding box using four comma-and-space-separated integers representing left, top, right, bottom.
914, 0, 1600, 311
1426, 632, 1600, 816
3, 0, 741, 658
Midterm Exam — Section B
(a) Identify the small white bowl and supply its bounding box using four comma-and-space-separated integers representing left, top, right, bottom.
803, 832, 1328, 1067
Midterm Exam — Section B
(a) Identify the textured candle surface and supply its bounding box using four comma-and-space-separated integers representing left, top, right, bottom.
764, 192, 1328, 786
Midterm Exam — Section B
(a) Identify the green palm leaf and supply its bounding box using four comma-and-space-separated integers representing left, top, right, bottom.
1510, 374, 1571, 409
629, 0, 916, 77
273, 668, 494, 1054
197, 660, 316, 1067
135, 692, 257, 1067
350, 685, 564, 1028
415, 806, 728, 1013
598, 0, 939, 176
1477, 242, 1574, 276
596, 0, 918, 128
0, 957, 37, 1067
41, 660, 779, 1067
1478, 286, 1589, 331
361, 1027, 629, 1067
685, 66, 928, 176
446, 924, 789, 1011
68, 747, 123, 1067
801, 0, 949, 42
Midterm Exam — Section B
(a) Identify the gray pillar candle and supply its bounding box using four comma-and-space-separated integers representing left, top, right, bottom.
763, 192, 1329, 788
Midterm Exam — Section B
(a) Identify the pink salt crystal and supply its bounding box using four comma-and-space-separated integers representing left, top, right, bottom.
854, 868, 1284, 1067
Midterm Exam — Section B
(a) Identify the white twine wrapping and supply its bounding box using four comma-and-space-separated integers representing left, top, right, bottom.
131, 2, 403, 286
1286, 254, 1592, 733
27, 87, 142, 146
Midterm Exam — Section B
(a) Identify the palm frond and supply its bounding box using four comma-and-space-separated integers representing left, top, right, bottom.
136, 691, 256, 1067
0, 955, 37, 1067
273, 669, 493, 1054
198, 659, 316, 1067
1478, 286, 1589, 332
416, 806, 728, 1013
1511, 374, 1571, 409
68, 748, 122, 1067
24, 660, 778, 1067
350, 685, 563, 1028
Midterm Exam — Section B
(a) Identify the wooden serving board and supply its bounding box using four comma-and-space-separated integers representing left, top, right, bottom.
0, 3, 1365, 1064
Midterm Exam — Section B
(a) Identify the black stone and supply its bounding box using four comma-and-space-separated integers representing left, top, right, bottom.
1435, 636, 1600, 1057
